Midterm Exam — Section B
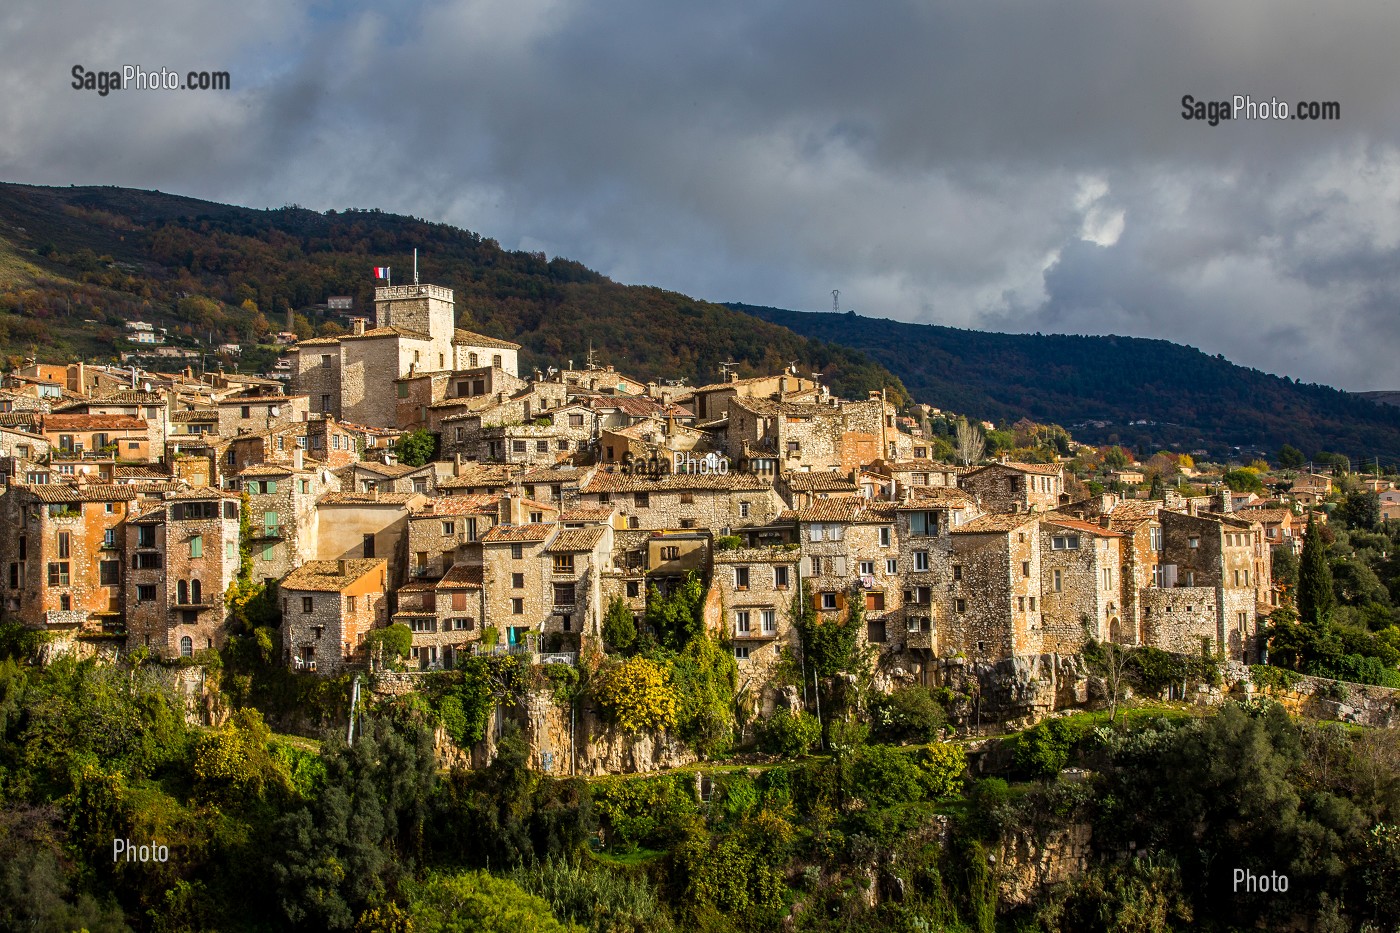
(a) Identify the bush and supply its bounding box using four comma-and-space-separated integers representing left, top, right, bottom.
1015, 718, 1073, 778
918, 743, 967, 798
601, 596, 636, 653
851, 744, 926, 808
870, 685, 947, 743
365, 623, 412, 669
714, 535, 743, 551
1249, 665, 1303, 691
755, 712, 821, 759
591, 657, 677, 734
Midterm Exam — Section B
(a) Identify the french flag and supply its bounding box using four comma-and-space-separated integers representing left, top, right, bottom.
373, 266, 390, 279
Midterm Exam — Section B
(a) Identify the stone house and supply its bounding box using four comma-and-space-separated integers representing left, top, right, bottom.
1154, 510, 1272, 661
280, 558, 388, 674
0, 426, 50, 462
776, 471, 860, 510
576, 471, 782, 532
793, 499, 902, 650
959, 461, 1067, 513
0, 484, 141, 632
212, 394, 310, 439
1037, 517, 1126, 650
711, 544, 801, 673
338, 460, 437, 495
124, 489, 242, 657
540, 525, 613, 643
479, 522, 557, 648
238, 457, 338, 585
948, 513, 1043, 660
405, 495, 499, 582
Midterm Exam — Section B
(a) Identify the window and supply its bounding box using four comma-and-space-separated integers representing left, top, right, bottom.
952, 564, 963, 582
734, 567, 750, 589
346, 595, 357, 612
880, 526, 892, 547
553, 554, 575, 574
362, 534, 375, 558
302, 597, 314, 613
774, 565, 790, 588
569, 413, 584, 427
46, 563, 68, 587
810, 555, 821, 576
1188, 536, 1200, 549
660, 546, 680, 561
628, 515, 641, 530
913, 551, 929, 571
761, 609, 776, 632
1150, 526, 1163, 551
679, 492, 694, 504
910, 511, 939, 536
1050, 535, 1080, 550
955, 598, 966, 613
451, 618, 474, 631
492, 354, 502, 368
512, 572, 525, 589
321, 394, 331, 412
529, 511, 543, 523
1018, 596, 1026, 612
226, 541, 237, 560
1022, 561, 1030, 577
1152, 564, 1165, 588
886, 558, 898, 575
865, 591, 885, 611
735, 610, 751, 633
739, 501, 750, 518
1104, 567, 1114, 588
138, 526, 156, 548
734, 645, 751, 660
7, 564, 17, 589
137, 584, 157, 602
636, 492, 650, 508
553, 583, 576, 605
511, 598, 524, 614
536, 440, 549, 453
511, 544, 524, 560
410, 618, 435, 633
1053, 569, 1063, 592
679, 519, 696, 529
512, 440, 527, 454
626, 580, 641, 598
820, 592, 838, 610
133, 552, 163, 570
262, 544, 276, 561
190, 535, 203, 558
180, 636, 193, 658
99, 561, 120, 585
241, 406, 251, 418
57, 532, 70, 559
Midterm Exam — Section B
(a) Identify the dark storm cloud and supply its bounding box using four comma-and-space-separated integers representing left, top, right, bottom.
3, 0, 1400, 388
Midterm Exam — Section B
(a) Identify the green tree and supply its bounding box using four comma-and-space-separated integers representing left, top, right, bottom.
1222, 467, 1265, 494
1103, 446, 1130, 469
601, 595, 636, 653
755, 711, 821, 758
797, 585, 863, 678
1277, 444, 1305, 469
366, 623, 413, 670
393, 429, 437, 468
1149, 472, 1165, 500
1341, 491, 1381, 531
642, 573, 706, 651
1298, 515, 1335, 628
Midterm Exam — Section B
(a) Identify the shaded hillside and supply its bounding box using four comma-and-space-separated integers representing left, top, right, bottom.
0, 183, 903, 403
733, 304, 1400, 462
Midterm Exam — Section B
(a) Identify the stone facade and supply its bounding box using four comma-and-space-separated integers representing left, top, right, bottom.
280, 558, 389, 675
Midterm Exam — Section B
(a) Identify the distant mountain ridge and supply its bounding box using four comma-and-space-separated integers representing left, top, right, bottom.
0, 183, 901, 405
731, 303, 1400, 463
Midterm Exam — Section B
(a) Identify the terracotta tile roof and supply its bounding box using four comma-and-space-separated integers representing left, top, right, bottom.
281, 559, 386, 592
168, 487, 240, 500
214, 394, 307, 405
792, 499, 896, 523
41, 414, 147, 432
966, 461, 1063, 477
452, 328, 521, 350
318, 492, 420, 506
409, 495, 497, 516
784, 471, 859, 492
886, 460, 962, 472
170, 409, 219, 422
544, 526, 607, 553
437, 564, 484, 588
1235, 507, 1294, 524
349, 460, 421, 478
115, 465, 171, 479
90, 390, 166, 404
582, 471, 771, 493
561, 506, 616, 523
731, 397, 827, 418
14, 483, 144, 503
438, 465, 515, 489
238, 463, 297, 477
343, 325, 430, 341
1043, 516, 1123, 537
898, 488, 975, 508
481, 523, 555, 543
952, 513, 1039, 534
516, 465, 591, 484
294, 336, 342, 347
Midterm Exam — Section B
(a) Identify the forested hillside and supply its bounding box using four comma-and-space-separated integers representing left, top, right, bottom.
735, 304, 1400, 462
0, 183, 902, 403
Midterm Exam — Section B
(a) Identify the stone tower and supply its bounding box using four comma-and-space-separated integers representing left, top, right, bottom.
373, 283, 455, 341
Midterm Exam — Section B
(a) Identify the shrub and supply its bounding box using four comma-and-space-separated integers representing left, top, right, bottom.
756, 712, 821, 759
870, 685, 947, 743
1015, 717, 1073, 778
592, 657, 677, 733
1249, 664, 1303, 691
602, 595, 636, 653
714, 535, 743, 551
365, 623, 412, 669
851, 744, 926, 808
918, 742, 967, 798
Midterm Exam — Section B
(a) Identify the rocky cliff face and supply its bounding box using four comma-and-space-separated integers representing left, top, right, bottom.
928, 653, 1093, 730
997, 821, 1094, 907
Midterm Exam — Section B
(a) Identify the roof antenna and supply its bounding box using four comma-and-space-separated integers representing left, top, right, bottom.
832, 289, 840, 312
413, 248, 419, 286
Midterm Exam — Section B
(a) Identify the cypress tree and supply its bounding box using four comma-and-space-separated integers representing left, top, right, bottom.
1297, 515, 1335, 628
1150, 473, 1165, 500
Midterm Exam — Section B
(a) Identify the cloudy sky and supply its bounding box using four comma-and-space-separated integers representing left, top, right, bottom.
4, 0, 1400, 390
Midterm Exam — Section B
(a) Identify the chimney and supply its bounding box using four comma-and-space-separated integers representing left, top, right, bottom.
1099, 515, 1111, 529
352, 317, 366, 336
727, 370, 738, 384
454, 452, 465, 476
337, 558, 347, 575
779, 375, 788, 396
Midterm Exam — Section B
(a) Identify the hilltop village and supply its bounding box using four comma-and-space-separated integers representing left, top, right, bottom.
0, 281, 1309, 722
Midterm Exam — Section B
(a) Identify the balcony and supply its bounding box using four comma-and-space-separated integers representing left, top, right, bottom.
44, 609, 87, 627
906, 629, 935, 651
732, 627, 778, 641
